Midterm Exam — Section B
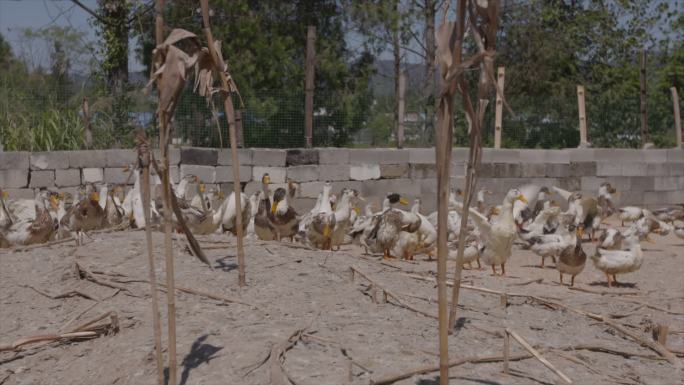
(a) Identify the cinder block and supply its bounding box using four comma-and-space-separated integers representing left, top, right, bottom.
628, 176, 654, 191
103, 168, 133, 185
481, 149, 521, 163
350, 164, 381, 181
361, 178, 421, 200
180, 147, 218, 165
568, 162, 596, 177
520, 163, 547, 177
567, 148, 595, 162
645, 163, 669, 177
545, 163, 570, 178
318, 148, 349, 165
420, 178, 438, 195
621, 163, 647, 177
642, 149, 668, 163
29, 170, 54, 188
381, 164, 409, 179
408, 164, 435, 179
169, 166, 180, 184
450, 162, 467, 177
480, 163, 521, 178
667, 163, 684, 176
5, 188, 34, 199
558, 177, 581, 192
251, 149, 286, 166
616, 190, 643, 206
299, 181, 326, 198
180, 164, 215, 183
154, 148, 181, 166
596, 163, 621, 177
68, 150, 106, 168
348, 149, 409, 165
55, 169, 81, 187
82, 168, 103, 183
408, 148, 435, 164
654, 176, 684, 191
30, 152, 69, 170
215, 165, 252, 183
0, 169, 29, 188
287, 165, 319, 182
666, 149, 684, 162
286, 149, 319, 166
103, 149, 136, 167
451, 148, 470, 162
643, 191, 671, 205
0, 152, 29, 170
318, 164, 349, 181
593, 149, 642, 162
217, 149, 253, 166
290, 198, 317, 213
252, 166, 286, 183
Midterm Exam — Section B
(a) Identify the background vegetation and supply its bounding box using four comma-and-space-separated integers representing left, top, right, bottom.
0, 0, 682, 151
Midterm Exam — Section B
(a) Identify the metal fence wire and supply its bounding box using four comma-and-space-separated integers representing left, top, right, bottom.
0, 75, 678, 151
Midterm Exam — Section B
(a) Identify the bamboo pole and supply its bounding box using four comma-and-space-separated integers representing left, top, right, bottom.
304, 25, 316, 148
494, 67, 504, 148
199, 0, 246, 287
506, 328, 573, 384
153, 1, 178, 383
639, 49, 649, 146
503, 328, 509, 374
397, 70, 406, 148
136, 132, 164, 385
672, 87, 682, 148
577, 85, 588, 146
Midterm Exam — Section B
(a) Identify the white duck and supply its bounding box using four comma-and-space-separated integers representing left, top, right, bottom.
675, 225, 684, 240
597, 227, 624, 250
618, 206, 643, 227
330, 188, 355, 249
453, 189, 528, 275
411, 199, 437, 259
307, 183, 337, 249
527, 214, 575, 268
519, 206, 561, 246
4, 191, 55, 247
377, 195, 421, 260
592, 234, 643, 287
270, 182, 299, 241
219, 189, 252, 236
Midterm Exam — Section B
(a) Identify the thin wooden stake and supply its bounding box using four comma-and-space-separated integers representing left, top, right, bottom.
506, 328, 572, 384
656, 324, 669, 347
639, 49, 649, 146
304, 25, 316, 148
577, 85, 588, 146
671, 87, 682, 148
200, 0, 246, 286
136, 132, 164, 385
503, 329, 510, 374
494, 67, 504, 148
397, 70, 406, 148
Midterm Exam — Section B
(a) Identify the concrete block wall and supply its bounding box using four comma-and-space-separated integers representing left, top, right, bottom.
1, 147, 682, 213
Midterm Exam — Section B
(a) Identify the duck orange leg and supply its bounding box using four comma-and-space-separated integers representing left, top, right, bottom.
383, 249, 391, 260
612, 274, 618, 286
605, 272, 612, 287
570, 275, 576, 287
476, 258, 481, 269
500, 263, 506, 276
559, 272, 564, 285
491, 265, 497, 276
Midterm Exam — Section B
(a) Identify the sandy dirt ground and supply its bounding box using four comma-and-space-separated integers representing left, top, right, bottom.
1, 217, 683, 385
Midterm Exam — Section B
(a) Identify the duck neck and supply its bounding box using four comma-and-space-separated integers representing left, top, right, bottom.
321, 186, 332, 213
499, 199, 516, 226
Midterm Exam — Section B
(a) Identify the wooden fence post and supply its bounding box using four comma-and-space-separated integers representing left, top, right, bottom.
304, 25, 316, 148
494, 66, 505, 149
397, 70, 406, 148
577, 85, 588, 147
672, 87, 682, 148
640, 49, 649, 146
236, 108, 244, 148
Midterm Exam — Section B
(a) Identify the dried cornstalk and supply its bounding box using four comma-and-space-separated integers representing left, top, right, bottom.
135, 131, 164, 385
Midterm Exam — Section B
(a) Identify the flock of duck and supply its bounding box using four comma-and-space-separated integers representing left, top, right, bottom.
1, 170, 683, 288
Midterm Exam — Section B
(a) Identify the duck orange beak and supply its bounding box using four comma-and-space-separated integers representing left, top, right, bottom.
323, 225, 331, 237
90, 192, 100, 202
399, 197, 409, 205
576, 227, 584, 238
517, 195, 528, 204
271, 202, 278, 214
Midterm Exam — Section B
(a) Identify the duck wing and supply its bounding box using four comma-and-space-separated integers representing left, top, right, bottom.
451, 202, 492, 242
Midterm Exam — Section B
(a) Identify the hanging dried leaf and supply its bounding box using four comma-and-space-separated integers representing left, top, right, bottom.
435, 22, 457, 78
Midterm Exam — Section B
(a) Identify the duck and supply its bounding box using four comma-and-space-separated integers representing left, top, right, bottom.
476, 189, 493, 213
298, 191, 322, 241
597, 227, 624, 250
651, 206, 684, 224
410, 199, 437, 259
527, 213, 575, 268
348, 203, 380, 254
190, 182, 209, 211
591, 234, 643, 287
330, 188, 356, 249
0, 189, 13, 232
103, 185, 125, 228
219, 188, 252, 236
567, 192, 601, 242
519, 206, 561, 247
557, 233, 587, 286
618, 206, 644, 227
60, 185, 105, 245
597, 182, 617, 220
174, 174, 198, 200
252, 173, 276, 241
3, 191, 56, 247
270, 181, 299, 241
377, 195, 421, 260
449, 234, 483, 269
426, 189, 464, 241
244, 191, 260, 237
181, 195, 228, 235
307, 182, 337, 250
675, 225, 684, 240
452, 188, 528, 275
